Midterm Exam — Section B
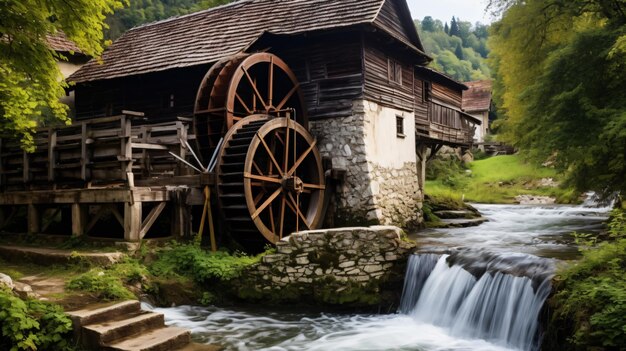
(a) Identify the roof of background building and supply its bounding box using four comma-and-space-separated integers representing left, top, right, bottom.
46, 32, 82, 54
462, 80, 493, 112
69, 0, 424, 83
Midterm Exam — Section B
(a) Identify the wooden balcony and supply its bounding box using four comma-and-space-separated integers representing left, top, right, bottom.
415, 101, 479, 146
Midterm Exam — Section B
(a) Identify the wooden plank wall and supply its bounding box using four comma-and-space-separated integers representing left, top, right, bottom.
413, 77, 428, 121
363, 40, 414, 112
74, 65, 210, 122
430, 82, 463, 108
372, 0, 416, 47
276, 33, 364, 119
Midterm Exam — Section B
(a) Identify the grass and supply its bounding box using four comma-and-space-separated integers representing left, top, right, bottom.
425, 155, 579, 204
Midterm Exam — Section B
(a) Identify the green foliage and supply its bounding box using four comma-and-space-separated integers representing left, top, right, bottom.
545, 210, 626, 350
489, 0, 626, 200
105, 0, 231, 39
415, 16, 490, 81
66, 259, 146, 300
0, 288, 74, 351
0, 0, 126, 151
149, 243, 261, 284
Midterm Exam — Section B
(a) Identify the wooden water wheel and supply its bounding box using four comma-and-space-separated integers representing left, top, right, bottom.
194, 53, 325, 247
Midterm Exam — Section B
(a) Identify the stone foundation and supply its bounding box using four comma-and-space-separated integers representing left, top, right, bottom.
309, 99, 423, 227
234, 226, 416, 308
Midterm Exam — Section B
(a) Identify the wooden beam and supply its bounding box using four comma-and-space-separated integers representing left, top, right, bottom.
124, 202, 142, 242
139, 202, 166, 239
48, 129, 57, 182
27, 204, 39, 234
71, 203, 86, 236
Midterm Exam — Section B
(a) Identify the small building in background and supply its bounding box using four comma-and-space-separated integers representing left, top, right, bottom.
46, 32, 90, 116
462, 80, 493, 142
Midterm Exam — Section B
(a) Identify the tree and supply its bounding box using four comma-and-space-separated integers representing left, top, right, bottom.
454, 43, 465, 60
421, 16, 436, 32
449, 16, 460, 37
489, 0, 626, 198
0, 0, 126, 150
444, 22, 450, 34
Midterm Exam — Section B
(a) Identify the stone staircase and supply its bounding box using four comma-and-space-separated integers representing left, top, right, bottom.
433, 210, 487, 228
67, 300, 216, 351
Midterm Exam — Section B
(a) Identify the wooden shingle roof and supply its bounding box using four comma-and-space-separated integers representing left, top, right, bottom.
46, 32, 82, 54
70, 0, 424, 83
462, 80, 492, 112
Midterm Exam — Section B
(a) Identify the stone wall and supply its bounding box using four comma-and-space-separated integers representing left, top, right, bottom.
234, 226, 416, 308
309, 99, 423, 227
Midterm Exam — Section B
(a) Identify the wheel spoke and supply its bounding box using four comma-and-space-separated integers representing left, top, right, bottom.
244, 172, 281, 184
287, 139, 317, 176
268, 57, 274, 108
252, 161, 264, 176
303, 182, 325, 190
276, 83, 300, 110
279, 194, 286, 239
253, 190, 265, 206
283, 121, 290, 174
286, 192, 311, 230
256, 133, 284, 176
252, 188, 281, 220
241, 66, 268, 110
235, 93, 253, 114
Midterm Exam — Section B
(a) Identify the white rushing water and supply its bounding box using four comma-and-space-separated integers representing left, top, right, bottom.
154, 202, 610, 351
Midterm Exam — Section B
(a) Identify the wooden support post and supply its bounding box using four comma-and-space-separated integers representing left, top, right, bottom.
48, 128, 57, 182
172, 188, 191, 239
27, 204, 39, 234
22, 151, 29, 184
120, 115, 133, 181
80, 123, 88, 182
71, 203, 86, 237
124, 201, 142, 242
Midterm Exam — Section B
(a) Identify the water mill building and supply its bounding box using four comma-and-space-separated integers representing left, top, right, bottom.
0, 0, 479, 246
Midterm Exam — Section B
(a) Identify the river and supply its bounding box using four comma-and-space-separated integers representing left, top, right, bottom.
151, 200, 611, 351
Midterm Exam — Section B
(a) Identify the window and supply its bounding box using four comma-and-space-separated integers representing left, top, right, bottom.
396, 115, 405, 138
388, 58, 402, 85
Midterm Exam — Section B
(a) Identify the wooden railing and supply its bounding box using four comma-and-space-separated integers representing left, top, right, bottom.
0, 112, 194, 190
415, 101, 477, 145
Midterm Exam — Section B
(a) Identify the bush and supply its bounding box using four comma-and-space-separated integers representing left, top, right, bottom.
544, 210, 626, 349
0, 288, 74, 351
66, 259, 147, 300
149, 243, 262, 284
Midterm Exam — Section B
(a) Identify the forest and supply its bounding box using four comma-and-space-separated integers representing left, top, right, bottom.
414, 16, 491, 81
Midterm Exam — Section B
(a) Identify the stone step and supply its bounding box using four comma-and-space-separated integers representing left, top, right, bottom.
433, 210, 476, 219
104, 326, 191, 351
67, 300, 141, 330
83, 311, 165, 346
439, 217, 488, 228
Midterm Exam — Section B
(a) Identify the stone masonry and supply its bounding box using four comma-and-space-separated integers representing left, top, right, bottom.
234, 226, 417, 307
310, 100, 423, 227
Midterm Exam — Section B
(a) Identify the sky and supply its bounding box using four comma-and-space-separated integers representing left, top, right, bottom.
407, 0, 492, 25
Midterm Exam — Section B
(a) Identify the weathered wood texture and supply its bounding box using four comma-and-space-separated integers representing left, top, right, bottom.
0, 114, 197, 190
431, 82, 463, 108
69, 0, 389, 83
363, 40, 415, 112
271, 32, 364, 120
74, 65, 208, 121
372, 0, 423, 51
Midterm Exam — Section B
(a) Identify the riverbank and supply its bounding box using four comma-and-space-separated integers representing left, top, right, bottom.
425, 154, 579, 205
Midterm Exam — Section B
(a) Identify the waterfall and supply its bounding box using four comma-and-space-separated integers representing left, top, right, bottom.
400, 254, 554, 351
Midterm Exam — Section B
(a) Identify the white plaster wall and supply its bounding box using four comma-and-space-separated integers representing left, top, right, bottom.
57, 61, 83, 79
472, 111, 489, 142
362, 100, 417, 168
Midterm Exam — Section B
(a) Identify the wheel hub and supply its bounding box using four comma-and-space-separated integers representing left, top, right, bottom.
282, 175, 304, 193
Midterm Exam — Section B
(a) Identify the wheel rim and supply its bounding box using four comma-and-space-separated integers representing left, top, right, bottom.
194, 53, 307, 163
216, 116, 324, 245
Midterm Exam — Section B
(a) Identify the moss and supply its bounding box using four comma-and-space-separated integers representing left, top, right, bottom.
308, 250, 339, 271
334, 209, 379, 227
